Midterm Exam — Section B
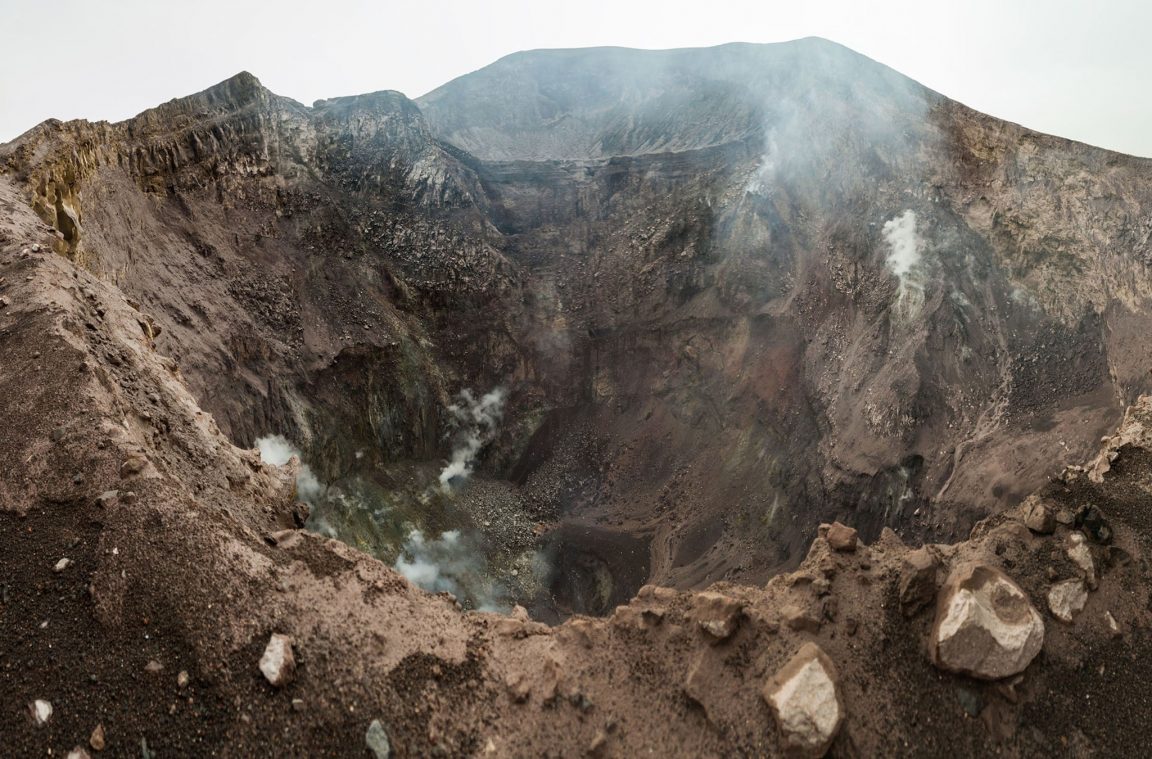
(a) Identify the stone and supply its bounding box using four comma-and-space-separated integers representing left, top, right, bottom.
763, 642, 843, 757
931, 564, 1044, 680
66, 748, 91, 759
95, 490, 119, 507
177, 670, 190, 688
783, 604, 822, 633
365, 719, 392, 759
1055, 509, 1076, 526
29, 699, 52, 726
1074, 505, 1112, 544
1023, 497, 1056, 534
120, 456, 147, 477
898, 547, 939, 617
259, 633, 295, 687
90, 723, 106, 750
1066, 533, 1097, 589
1047, 579, 1088, 623
54, 557, 71, 573
1105, 611, 1122, 638
690, 591, 745, 641
0, 296, 9, 308
267, 529, 303, 550
145, 659, 164, 674
825, 522, 858, 552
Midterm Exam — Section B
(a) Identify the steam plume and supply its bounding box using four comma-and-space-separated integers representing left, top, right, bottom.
256, 434, 324, 501
438, 387, 506, 490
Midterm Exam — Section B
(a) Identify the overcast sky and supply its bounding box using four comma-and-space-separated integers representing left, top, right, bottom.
1, 0, 1148, 156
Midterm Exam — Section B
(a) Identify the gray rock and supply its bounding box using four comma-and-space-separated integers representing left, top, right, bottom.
1047, 579, 1088, 623
259, 633, 295, 687
366, 719, 392, 759
931, 564, 1044, 680
763, 642, 844, 757
29, 699, 52, 726
1067, 533, 1097, 589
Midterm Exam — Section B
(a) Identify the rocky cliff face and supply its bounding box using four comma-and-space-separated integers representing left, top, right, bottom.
4, 38, 1152, 614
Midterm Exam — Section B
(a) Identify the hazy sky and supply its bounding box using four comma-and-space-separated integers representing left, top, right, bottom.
1, 0, 1149, 156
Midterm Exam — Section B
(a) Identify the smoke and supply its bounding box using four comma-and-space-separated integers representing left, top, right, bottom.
254, 386, 522, 613
438, 387, 506, 490
882, 209, 929, 318
882, 210, 922, 279
256, 434, 324, 501
393, 528, 508, 611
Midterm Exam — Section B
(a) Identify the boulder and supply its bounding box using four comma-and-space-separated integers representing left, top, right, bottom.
898, 547, 939, 616
931, 564, 1044, 680
763, 642, 843, 757
1047, 579, 1088, 623
1023, 497, 1055, 534
825, 522, 858, 552
259, 633, 296, 687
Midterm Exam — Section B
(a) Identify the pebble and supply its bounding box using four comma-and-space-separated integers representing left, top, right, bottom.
54, 557, 72, 573
259, 633, 296, 687
90, 723, 106, 750
177, 670, 190, 688
366, 719, 392, 759
29, 699, 52, 726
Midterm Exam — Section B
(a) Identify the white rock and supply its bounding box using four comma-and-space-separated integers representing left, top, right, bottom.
29, 699, 52, 726
763, 642, 843, 756
1047, 579, 1088, 623
259, 633, 295, 687
931, 564, 1044, 680
1105, 611, 1122, 637
66, 748, 91, 759
366, 719, 392, 759
53, 558, 71, 573
1067, 533, 1096, 589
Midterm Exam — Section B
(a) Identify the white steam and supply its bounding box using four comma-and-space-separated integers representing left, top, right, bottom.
394, 528, 506, 611
438, 388, 506, 490
256, 434, 324, 502
882, 210, 922, 279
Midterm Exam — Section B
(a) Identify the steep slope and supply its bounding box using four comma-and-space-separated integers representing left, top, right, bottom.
3, 39, 1152, 614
